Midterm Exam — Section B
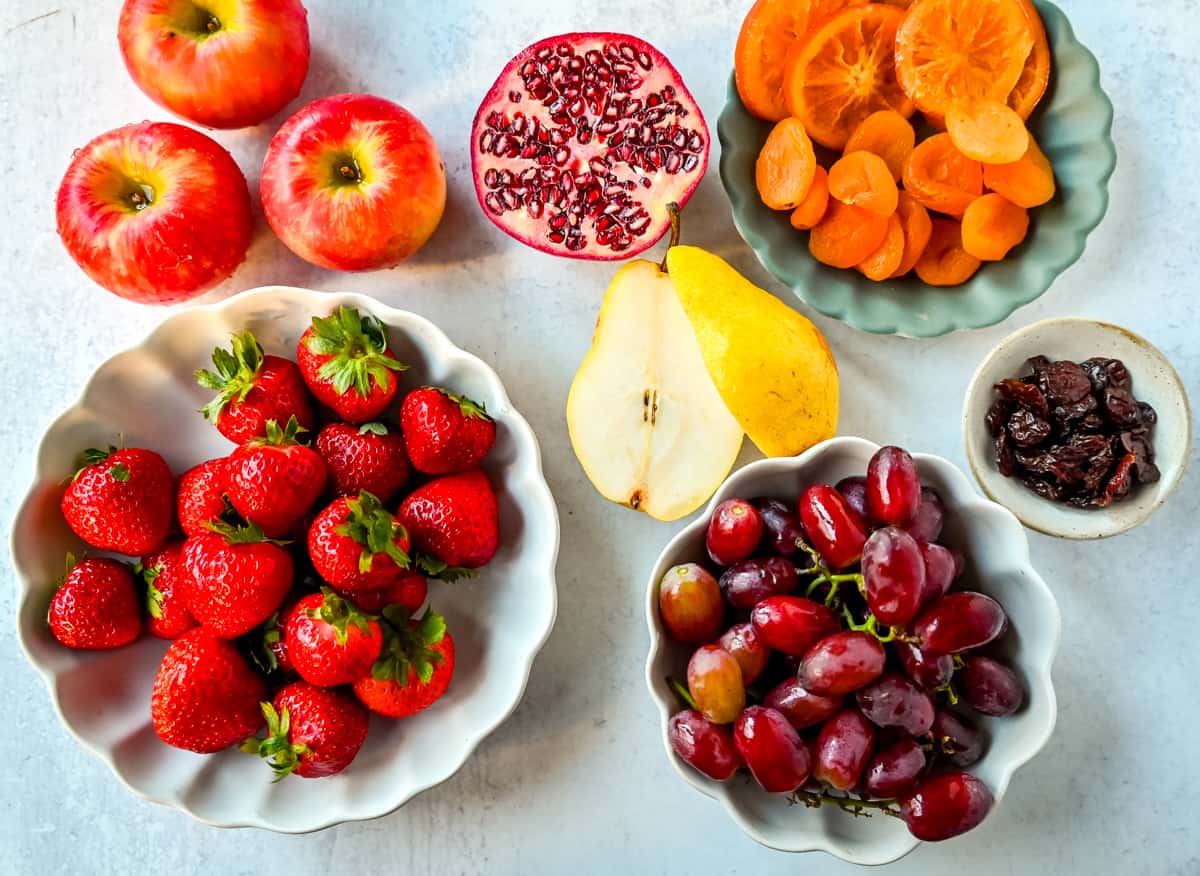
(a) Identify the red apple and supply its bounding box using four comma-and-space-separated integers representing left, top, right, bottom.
260, 94, 446, 271
119, 0, 310, 129
55, 122, 254, 304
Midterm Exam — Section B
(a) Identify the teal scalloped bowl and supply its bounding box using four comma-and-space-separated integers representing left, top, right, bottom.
718, 0, 1116, 338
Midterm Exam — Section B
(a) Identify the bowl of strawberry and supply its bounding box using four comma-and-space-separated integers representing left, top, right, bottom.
645, 437, 1059, 865
12, 286, 558, 831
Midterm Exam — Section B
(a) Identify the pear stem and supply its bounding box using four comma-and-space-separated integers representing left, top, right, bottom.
659, 202, 682, 273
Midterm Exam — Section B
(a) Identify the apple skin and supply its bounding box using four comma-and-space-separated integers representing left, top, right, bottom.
261, 94, 447, 271
119, 0, 310, 129
55, 122, 254, 304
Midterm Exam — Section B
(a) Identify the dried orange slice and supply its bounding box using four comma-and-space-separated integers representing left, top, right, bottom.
1009, 0, 1051, 119
894, 0, 1035, 118
784, 5, 915, 150
946, 100, 1030, 164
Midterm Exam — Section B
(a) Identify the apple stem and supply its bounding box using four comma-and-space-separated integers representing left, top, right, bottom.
659, 202, 681, 273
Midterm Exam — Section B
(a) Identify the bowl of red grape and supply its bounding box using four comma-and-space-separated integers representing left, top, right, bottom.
644, 437, 1060, 865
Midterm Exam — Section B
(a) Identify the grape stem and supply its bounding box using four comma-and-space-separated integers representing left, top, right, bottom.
790, 790, 902, 819
806, 572, 865, 608
666, 676, 697, 710
840, 606, 920, 644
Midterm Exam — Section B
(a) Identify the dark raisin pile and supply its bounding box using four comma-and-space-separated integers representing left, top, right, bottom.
986, 356, 1160, 508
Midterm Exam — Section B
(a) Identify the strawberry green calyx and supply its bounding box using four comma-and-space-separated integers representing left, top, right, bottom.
241, 704, 309, 782
415, 554, 477, 582
196, 331, 266, 423
430, 387, 492, 421
204, 518, 291, 547
334, 491, 411, 573
371, 607, 446, 686
251, 415, 309, 448
73, 446, 127, 482
252, 612, 284, 675
136, 560, 166, 619
304, 307, 407, 399
359, 422, 390, 436
310, 586, 375, 646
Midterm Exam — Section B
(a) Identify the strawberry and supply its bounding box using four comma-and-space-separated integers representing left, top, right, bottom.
61, 446, 173, 556
253, 606, 296, 676
296, 306, 407, 424
177, 458, 231, 538
138, 540, 196, 640
182, 521, 293, 639
226, 417, 327, 538
338, 571, 427, 615
400, 387, 496, 475
47, 555, 141, 650
399, 469, 499, 570
152, 627, 267, 753
196, 330, 315, 445
307, 492, 411, 592
315, 421, 410, 504
242, 682, 369, 779
352, 608, 454, 719
284, 588, 383, 688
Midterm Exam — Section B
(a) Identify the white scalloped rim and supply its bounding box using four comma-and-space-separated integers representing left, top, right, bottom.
643, 437, 1061, 865
11, 286, 559, 832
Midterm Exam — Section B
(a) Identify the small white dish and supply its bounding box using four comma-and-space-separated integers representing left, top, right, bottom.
11, 286, 559, 832
963, 317, 1191, 539
644, 437, 1060, 865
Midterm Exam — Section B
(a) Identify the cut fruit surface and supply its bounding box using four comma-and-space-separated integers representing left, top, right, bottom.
1009, 0, 1051, 119
567, 260, 743, 521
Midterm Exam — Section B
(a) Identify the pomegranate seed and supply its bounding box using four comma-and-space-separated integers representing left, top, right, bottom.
509, 90, 522, 103
646, 94, 662, 109
566, 235, 585, 252
520, 168, 539, 183
663, 85, 676, 99
556, 43, 572, 56
549, 214, 567, 230
568, 56, 583, 72
683, 153, 699, 172
520, 143, 539, 159
625, 98, 642, 116
596, 121, 618, 136
498, 170, 513, 186
510, 114, 526, 134
560, 174, 574, 193
548, 230, 566, 244
553, 148, 569, 165
589, 157, 610, 175
585, 50, 603, 66
687, 131, 704, 152
665, 151, 682, 174
521, 60, 538, 76
484, 193, 504, 215
640, 177, 652, 188
672, 128, 687, 149
638, 52, 652, 70
628, 213, 651, 234
605, 43, 621, 60
484, 168, 500, 188
536, 152, 552, 165
527, 200, 544, 219
487, 110, 503, 128
500, 189, 520, 210
536, 46, 553, 60
624, 74, 643, 90
578, 128, 592, 145
479, 131, 493, 153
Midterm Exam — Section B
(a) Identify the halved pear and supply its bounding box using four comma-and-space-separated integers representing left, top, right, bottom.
567, 259, 744, 522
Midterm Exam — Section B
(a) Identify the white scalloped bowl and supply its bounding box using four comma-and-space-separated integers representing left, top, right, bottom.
644, 437, 1060, 865
11, 286, 559, 832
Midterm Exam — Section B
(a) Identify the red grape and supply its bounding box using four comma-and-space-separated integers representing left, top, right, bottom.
855, 672, 935, 735
917, 542, 956, 608
687, 645, 745, 724
900, 772, 994, 841
734, 706, 812, 793
658, 564, 724, 643
668, 709, 742, 781
951, 547, 966, 578
867, 446, 922, 527
895, 641, 954, 690
707, 499, 764, 566
864, 738, 926, 799
719, 558, 799, 609
960, 656, 1024, 716
835, 476, 871, 521
862, 527, 926, 627
763, 677, 843, 730
799, 485, 868, 569
799, 631, 886, 695
915, 592, 1007, 655
907, 487, 945, 543
717, 622, 770, 686
931, 709, 985, 767
752, 498, 809, 557
812, 708, 875, 790
751, 596, 839, 657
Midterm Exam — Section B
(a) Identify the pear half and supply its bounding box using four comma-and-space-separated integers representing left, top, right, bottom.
567, 259, 744, 522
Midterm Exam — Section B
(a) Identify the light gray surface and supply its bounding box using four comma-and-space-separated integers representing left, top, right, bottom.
0, 1, 1196, 874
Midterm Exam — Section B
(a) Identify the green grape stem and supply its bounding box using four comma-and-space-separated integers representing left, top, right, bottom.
840, 606, 920, 644
789, 790, 902, 819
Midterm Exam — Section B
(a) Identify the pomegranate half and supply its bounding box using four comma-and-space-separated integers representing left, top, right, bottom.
471, 33, 709, 260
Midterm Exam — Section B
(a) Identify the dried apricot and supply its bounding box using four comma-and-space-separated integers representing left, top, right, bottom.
857, 213, 905, 280
844, 110, 916, 181
1009, 0, 1051, 119
983, 137, 1056, 207
891, 192, 933, 277
895, 0, 1035, 118
914, 219, 981, 286
902, 133, 983, 217
790, 166, 831, 230
947, 100, 1030, 164
961, 193, 1030, 260
756, 118, 818, 211
829, 151, 899, 217
784, 5, 914, 150
810, 200, 890, 268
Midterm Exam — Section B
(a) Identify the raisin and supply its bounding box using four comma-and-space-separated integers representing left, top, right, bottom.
986, 398, 1013, 436
1007, 408, 1051, 447
996, 379, 1049, 417
1051, 393, 1098, 427
1040, 361, 1092, 405
1081, 357, 1131, 393
996, 429, 1016, 477
1103, 387, 1140, 427
1099, 454, 1138, 506
1137, 401, 1158, 426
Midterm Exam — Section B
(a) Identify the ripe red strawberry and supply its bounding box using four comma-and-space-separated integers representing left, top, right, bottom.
177, 458, 231, 538
61, 446, 173, 556
226, 417, 327, 538
296, 306, 407, 424
152, 628, 267, 753
284, 589, 383, 687
196, 330, 315, 445
47, 555, 142, 650
338, 571, 427, 615
253, 605, 296, 676
352, 608, 454, 719
400, 387, 496, 475
315, 421, 410, 504
242, 682, 369, 779
399, 469, 499, 570
138, 540, 196, 640
308, 492, 411, 592
182, 522, 293, 639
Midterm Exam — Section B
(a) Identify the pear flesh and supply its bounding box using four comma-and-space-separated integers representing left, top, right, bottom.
567, 259, 744, 522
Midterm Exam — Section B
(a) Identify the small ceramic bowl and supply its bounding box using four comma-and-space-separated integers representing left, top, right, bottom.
718, 0, 1116, 337
11, 286, 559, 832
963, 317, 1192, 539
644, 437, 1060, 865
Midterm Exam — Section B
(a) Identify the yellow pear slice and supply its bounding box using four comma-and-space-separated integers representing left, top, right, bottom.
567, 259, 744, 521
667, 245, 839, 458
